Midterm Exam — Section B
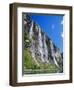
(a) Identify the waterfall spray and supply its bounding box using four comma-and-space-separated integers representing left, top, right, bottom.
50, 40, 59, 67
29, 21, 35, 61
29, 21, 39, 66
43, 34, 49, 63
38, 26, 44, 62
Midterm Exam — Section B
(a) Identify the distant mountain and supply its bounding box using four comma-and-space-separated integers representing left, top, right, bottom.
23, 14, 63, 74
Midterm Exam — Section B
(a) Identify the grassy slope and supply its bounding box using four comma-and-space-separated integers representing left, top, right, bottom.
24, 49, 61, 74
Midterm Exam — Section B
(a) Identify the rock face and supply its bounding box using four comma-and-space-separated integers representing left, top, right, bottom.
23, 14, 63, 74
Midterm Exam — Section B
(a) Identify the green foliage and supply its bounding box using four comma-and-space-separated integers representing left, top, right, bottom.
24, 32, 29, 40
24, 49, 61, 74
24, 32, 31, 48
38, 63, 59, 73
24, 49, 40, 70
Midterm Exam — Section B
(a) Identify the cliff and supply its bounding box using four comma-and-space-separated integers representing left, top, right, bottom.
23, 14, 63, 74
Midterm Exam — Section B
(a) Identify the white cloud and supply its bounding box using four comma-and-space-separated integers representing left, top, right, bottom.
61, 17, 64, 25
51, 24, 55, 29
61, 20, 63, 25
61, 16, 64, 39
61, 32, 64, 38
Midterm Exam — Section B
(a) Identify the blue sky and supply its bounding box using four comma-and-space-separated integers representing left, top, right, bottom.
30, 13, 64, 53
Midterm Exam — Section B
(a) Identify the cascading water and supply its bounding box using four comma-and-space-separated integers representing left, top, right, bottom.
29, 21, 39, 66
50, 40, 59, 67
29, 21, 33, 39
29, 21, 35, 60
43, 34, 49, 63
38, 26, 44, 62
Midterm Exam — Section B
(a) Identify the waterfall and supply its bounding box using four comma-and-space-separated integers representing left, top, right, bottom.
29, 21, 33, 39
29, 21, 39, 66
43, 34, 49, 63
29, 21, 35, 61
38, 26, 44, 62
50, 40, 59, 67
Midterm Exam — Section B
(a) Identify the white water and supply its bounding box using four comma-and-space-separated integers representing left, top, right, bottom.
29, 21, 33, 39
50, 40, 59, 67
29, 22, 35, 61
38, 26, 44, 62
29, 21, 39, 66
43, 34, 49, 63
